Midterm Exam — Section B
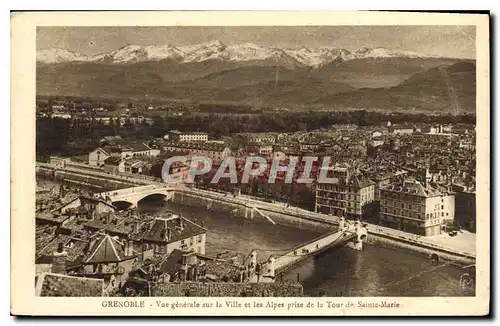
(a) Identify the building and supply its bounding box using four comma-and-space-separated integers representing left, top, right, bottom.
136, 214, 207, 256
452, 184, 476, 232
67, 233, 139, 294
163, 142, 231, 163
88, 147, 111, 167
236, 133, 277, 144
103, 155, 125, 174
166, 130, 209, 142
52, 195, 116, 216
379, 178, 455, 236
246, 143, 274, 156
315, 164, 375, 220
123, 142, 161, 158
387, 121, 414, 135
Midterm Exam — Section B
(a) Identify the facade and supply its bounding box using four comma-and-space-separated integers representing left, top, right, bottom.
88, 147, 111, 167
167, 130, 209, 142
124, 142, 161, 158
315, 164, 375, 220
138, 214, 207, 256
379, 178, 455, 236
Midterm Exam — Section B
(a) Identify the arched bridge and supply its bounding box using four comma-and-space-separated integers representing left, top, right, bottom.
95, 184, 174, 209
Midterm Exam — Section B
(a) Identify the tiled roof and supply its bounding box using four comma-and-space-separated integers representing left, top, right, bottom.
36, 234, 90, 264
84, 215, 136, 236
36, 211, 72, 225
348, 173, 375, 188
383, 178, 442, 197
159, 249, 183, 274
123, 142, 152, 152
136, 215, 206, 244
36, 272, 104, 297
85, 234, 129, 264
104, 155, 122, 166
164, 141, 228, 152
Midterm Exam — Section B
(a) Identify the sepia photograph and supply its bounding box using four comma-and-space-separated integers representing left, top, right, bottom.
11, 11, 490, 316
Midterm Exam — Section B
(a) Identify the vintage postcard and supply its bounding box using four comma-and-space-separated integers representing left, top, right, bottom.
11, 11, 489, 316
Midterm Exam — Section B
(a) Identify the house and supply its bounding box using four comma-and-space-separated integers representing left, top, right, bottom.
36, 234, 90, 273
135, 214, 207, 256
379, 178, 455, 236
88, 147, 110, 167
51, 195, 116, 217
123, 159, 147, 174
68, 233, 139, 293
103, 155, 125, 174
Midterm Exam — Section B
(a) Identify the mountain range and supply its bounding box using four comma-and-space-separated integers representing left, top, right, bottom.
37, 41, 447, 67
36, 42, 476, 113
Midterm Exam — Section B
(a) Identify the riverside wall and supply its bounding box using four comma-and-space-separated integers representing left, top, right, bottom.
36, 165, 140, 191
365, 232, 475, 265
171, 190, 337, 233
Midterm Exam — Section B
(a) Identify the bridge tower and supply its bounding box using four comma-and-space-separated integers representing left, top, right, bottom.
345, 220, 368, 251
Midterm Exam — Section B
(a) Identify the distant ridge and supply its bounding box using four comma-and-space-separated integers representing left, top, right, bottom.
37, 41, 458, 67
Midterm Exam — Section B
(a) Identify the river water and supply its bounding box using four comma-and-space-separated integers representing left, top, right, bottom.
37, 178, 475, 297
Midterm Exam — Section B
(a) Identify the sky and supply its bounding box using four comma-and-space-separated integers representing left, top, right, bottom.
37, 26, 476, 59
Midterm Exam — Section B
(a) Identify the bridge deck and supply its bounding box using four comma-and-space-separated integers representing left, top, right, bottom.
251, 229, 355, 283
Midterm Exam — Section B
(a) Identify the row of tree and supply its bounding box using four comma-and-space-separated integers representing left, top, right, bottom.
36, 111, 475, 160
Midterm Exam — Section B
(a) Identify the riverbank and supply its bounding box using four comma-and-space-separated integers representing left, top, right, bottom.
365, 223, 475, 265
36, 162, 476, 265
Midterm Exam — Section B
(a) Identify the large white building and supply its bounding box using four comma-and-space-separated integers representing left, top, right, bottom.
379, 178, 455, 236
166, 130, 209, 142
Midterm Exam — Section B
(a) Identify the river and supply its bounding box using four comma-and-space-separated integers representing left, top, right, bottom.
37, 178, 475, 297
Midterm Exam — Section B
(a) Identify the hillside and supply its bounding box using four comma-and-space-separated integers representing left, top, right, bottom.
314, 62, 476, 113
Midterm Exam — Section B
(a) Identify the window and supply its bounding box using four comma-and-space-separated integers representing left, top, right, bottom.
441, 205, 444, 210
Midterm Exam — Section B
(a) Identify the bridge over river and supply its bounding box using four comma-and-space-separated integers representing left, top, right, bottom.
250, 220, 366, 283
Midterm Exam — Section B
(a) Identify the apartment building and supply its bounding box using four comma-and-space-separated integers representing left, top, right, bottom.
315, 164, 375, 220
379, 178, 455, 236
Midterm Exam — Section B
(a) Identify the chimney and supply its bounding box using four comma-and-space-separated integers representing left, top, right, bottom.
51, 243, 68, 275
124, 239, 134, 256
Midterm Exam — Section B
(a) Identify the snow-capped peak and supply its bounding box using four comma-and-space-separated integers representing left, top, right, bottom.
37, 48, 88, 63
353, 47, 439, 59
37, 43, 444, 66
